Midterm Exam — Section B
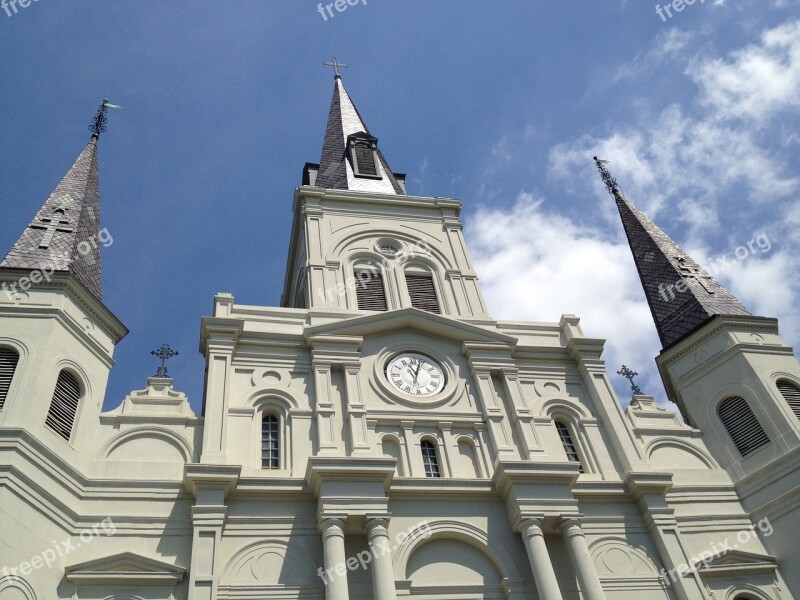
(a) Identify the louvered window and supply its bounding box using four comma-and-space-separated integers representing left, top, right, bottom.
421, 440, 441, 478
0, 347, 20, 410
777, 380, 800, 421
718, 396, 770, 457
353, 141, 378, 177
555, 421, 584, 473
355, 271, 388, 311
406, 275, 440, 314
45, 370, 81, 440
262, 414, 280, 469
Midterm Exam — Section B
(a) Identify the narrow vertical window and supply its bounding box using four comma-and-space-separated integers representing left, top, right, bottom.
776, 380, 800, 421
348, 134, 381, 179
355, 270, 388, 311
421, 440, 441, 478
0, 347, 20, 410
406, 274, 440, 314
45, 370, 81, 440
262, 415, 280, 469
718, 396, 770, 457
555, 421, 584, 473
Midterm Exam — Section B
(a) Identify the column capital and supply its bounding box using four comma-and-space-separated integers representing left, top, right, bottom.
558, 517, 586, 539
366, 518, 391, 539
519, 516, 545, 539
320, 518, 346, 540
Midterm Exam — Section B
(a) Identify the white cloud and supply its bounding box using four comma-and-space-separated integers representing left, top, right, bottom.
688, 19, 800, 123
613, 28, 696, 83
466, 193, 667, 406
467, 18, 800, 410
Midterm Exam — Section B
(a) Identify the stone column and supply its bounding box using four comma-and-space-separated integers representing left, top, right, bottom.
520, 518, 564, 600
321, 518, 350, 600
367, 518, 397, 600
560, 519, 606, 600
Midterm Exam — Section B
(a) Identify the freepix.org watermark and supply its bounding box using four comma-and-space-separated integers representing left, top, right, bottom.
655, 0, 707, 22
314, 239, 432, 305
317, 520, 431, 585
317, 0, 368, 22
658, 232, 771, 303
1, 517, 116, 582
1, 227, 113, 301
660, 517, 773, 586
2, 0, 42, 18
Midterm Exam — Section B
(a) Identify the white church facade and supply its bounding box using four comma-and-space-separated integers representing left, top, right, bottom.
1, 75, 799, 600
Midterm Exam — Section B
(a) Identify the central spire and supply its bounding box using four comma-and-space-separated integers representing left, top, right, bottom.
594, 157, 751, 350
313, 68, 405, 195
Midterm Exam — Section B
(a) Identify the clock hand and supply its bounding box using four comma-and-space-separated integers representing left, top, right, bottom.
413, 361, 423, 384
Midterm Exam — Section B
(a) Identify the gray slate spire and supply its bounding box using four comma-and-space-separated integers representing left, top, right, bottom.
1, 137, 104, 299
594, 157, 751, 349
315, 75, 404, 195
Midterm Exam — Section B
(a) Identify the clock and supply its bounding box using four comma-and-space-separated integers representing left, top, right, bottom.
386, 353, 445, 397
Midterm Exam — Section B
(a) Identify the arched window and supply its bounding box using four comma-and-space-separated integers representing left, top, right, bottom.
718, 396, 770, 457
261, 414, 280, 469
555, 420, 584, 473
45, 370, 81, 440
421, 440, 441, 478
405, 272, 440, 314
776, 379, 800, 421
0, 347, 20, 410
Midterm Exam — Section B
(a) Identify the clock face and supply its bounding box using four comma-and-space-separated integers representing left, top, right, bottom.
386, 353, 445, 397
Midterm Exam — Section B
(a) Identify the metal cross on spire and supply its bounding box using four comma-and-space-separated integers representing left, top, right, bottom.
150, 343, 179, 378
89, 98, 122, 139
323, 57, 348, 78
617, 365, 644, 398
593, 156, 623, 198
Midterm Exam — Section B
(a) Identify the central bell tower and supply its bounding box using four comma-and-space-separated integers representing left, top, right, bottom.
281, 73, 488, 320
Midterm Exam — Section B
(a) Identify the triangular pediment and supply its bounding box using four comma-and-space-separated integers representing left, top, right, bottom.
305, 307, 517, 346
66, 552, 185, 585
693, 549, 777, 579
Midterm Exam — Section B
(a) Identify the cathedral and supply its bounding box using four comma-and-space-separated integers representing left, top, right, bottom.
1, 71, 799, 600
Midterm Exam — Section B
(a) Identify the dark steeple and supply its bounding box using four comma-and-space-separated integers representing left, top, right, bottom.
1, 103, 112, 300
594, 157, 751, 350
314, 71, 404, 195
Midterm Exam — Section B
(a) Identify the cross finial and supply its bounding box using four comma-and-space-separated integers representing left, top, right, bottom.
593, 156, 623, 198
150, 343, 179, 378
323, 57, 348, 78
617, 365, 644, 398
89, 99, 121, 139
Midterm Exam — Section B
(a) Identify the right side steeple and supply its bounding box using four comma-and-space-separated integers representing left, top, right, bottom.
594, 157, 751, 349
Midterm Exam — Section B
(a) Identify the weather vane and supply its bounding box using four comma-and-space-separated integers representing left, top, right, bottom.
151, 343, 179, 378
323, 57, 348, 78
617, 365, 644, 398
89, 98, 122, 138
593, 156, 623, 198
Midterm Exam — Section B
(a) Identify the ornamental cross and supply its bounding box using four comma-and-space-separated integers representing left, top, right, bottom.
323, 57, 348, 77
617, 365, 644, 398
593, 156, 623, 198
89, 98, 121, 138
31, 211, 73, 249
151, 343, 179, 378
675, 256, 715, 295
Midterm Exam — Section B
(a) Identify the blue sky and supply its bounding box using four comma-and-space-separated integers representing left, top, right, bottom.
1, 1, 798, 412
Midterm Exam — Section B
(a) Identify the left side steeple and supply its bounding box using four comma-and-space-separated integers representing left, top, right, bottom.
1, 101, 111, 300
